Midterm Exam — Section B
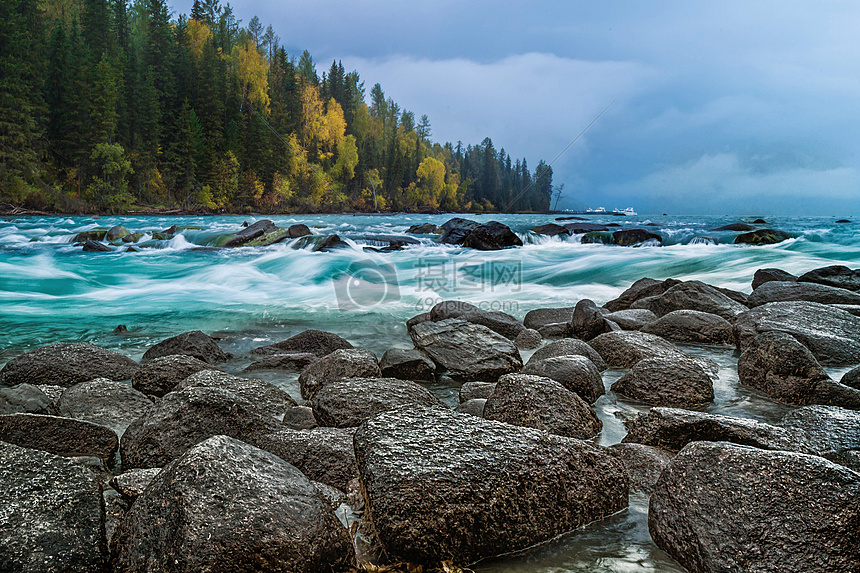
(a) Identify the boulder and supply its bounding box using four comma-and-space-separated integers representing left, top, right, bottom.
428, 299, 480, 321
58, 378, 152, 436
749, 280, 860, 307
0, 441, 106, 573
0, 342, 139, 388
603, 308, 658, 330
406, 312, 432, 331
631, 280, 747, 319
737, 331, 860, 408
120, 386, 281, 469
751, 267, 797, 290
514, 328, 541, 349
242, 352, 317, 372
483, 373, 602, 439
570, 299, 616, 340
458, 309, 525, 339
640, 309, 734, 345
287, 223, 311, 238
733, 301, 860, 365
439, 217, 480, 244
607, 443, 674, 494
131, 354, 220, 397
603, 277, 681, 312
177, 370, 298, 419
778, 405, 860, 456
298, 348, 380, 400
0, 413, 118, 465
306, 377, 444, 428
313, 233, 350, 251
111, 435, 355, 573
538, 322, 571, 338
461, 221, 523, 250
826, 449, 860, 472
734, 228, 792, 244
221, 219, 281, 247
710, 222, 755, 231
459, 381, 496, 402
378, 348, 435, 381
612, 228, 662, 246
611, 357, 714, 407
523, 306, 575, 330
798, 264, 860, 291
110, 468, 161, 502
72, 229, 107, 242
282, 405, 318, 430
405, 223, 440, 234
563, 222, 609, 234
455, 398, 486, 417
105, 225, 131, 241
527, 338, 607, 371
252, 427, 357, 491
252, 329, 353, 357
82, 239, 112, 252
141, 330, 229, 364
621, 407, 807, 453
714, 285, 750, 306
0, 383, 57, 415
841, 366, 860, 390
531, 223, 569, 236
588, 331, 696, 369
353, 406, 629, 565
410, 318, 522, 382
649, 441, 860, 573
520, 355, 605, 404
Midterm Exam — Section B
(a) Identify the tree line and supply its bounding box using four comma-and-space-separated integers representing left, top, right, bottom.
0, 0, 554, 213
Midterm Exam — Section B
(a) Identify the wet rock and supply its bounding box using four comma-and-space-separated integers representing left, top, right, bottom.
841, 366, 860, 390
747, 280, 860, 307
0, 413, 118, 465
570, 298, 616, 340
298, 348, 380, 400
588, 331, 697, 369
252, 427, 357, 491
631, 280, 747, 320
523, 306, 575, 330
313, 481, 347, 511
0, 342, 139, 388
0, 441, 106, 573
834, 303, 860, 317
110, 468, 161, 502
221, 219, 281, 247
120, 386, 281, 469
484, 373, 602, 439
410, 318, 522, 382
105, 225, 131, 241
314, 234, 349, 251
439, 217, 480, 244
282, 405, 318, 430
527, 338, 607, 371
406, 312, 432, 331
752, 267, 798, 290
733, 301, 860, 365
111, 435, 355, 573
103, 489, 127, 548
455, 398, 486, 416
649, 441, 860, 573
0, 383, 57, 415
611, 357, 714, 407
531, 223, 569, 236
242, 352, 318, 372
797, 264, 860, 291
603, 277, 681, 312
603, 308, 658, 330
73, 229, 107, 242
353, 406, 628, 565
428, 299, 480, 321
307, 377, 444, 428
564, 222, 609, 234
621, 407, 806, 453
836, 219, 852, 223
287, 223, 311, 238
710, 222, 754, 231
514, 328, 541, 349
141, 330, 229, 364
734, 228, 792, 244
36, 384, 65, 404
520, 355, 605, 404
538, 322, 571, 338
405, 223, 440, 234
177, 370, 298, 419
130, 354, 220, 397
58, 378, 152, 436
607, 443, 674, 494
640, 309, 734, 345
779, 405, 860, 466
82, 239, 112, 252
459, 309, 525, 339
459, 381, 496, 402
612, 228, 662, 246
252, 329, 353, 357
378, 348, 435, 381
461, 221, 523, 250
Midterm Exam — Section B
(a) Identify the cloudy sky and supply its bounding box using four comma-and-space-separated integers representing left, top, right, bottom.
173, 1, 860, 215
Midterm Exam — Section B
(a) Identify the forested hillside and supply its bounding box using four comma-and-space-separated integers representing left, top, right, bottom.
0, 0, 554, 214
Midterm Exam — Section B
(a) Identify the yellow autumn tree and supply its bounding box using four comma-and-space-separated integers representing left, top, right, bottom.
300, 84, 325, 151
235, 41, 270, 113
414, 156, 446, 209
186, 19, 212, 59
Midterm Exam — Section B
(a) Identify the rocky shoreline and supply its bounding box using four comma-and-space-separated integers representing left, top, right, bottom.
1, 264, 860, 571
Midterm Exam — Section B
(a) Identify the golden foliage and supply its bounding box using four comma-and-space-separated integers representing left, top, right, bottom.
235, 41, 270, 113
186, 19, 212, 59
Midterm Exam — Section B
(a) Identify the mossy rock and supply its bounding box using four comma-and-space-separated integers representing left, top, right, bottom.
581, 231, 614, 245
242, 229, 293, 247
122, 233, 144, 243
72, 229, 107, 243
734, 229, 793, 245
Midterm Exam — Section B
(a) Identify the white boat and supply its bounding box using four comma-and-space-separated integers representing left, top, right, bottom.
586, 207, 606, 213
612, 207, 637, 216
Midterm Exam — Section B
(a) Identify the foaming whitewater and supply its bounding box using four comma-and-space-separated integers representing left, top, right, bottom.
2, 212, 858, 572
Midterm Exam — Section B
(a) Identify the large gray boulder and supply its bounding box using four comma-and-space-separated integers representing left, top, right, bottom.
297, 348, 380, 400
0, 413, 118, 465
622, 407, 808, 453
353, 406, 628, 565
251, 329, 353, 357
649, 441, 860, 573
461, 221, 523, 250
439, 217, 480, 244
751, 267, 797, 290
120, 386, 281, 469
733, 301, 860, 365
378, 348, 435, 381
602, 308, 658, 330
242, 353, 318, 373
176, 370, 297, 419
110, 435, 355, 573
458, 310, 525, 339
737, 331, 860, 408
0, 383, 57, 415
778, 405, 860, 458
588, 331, 702, 369
527, 338, 607, 371
798, 264, 860, 291
0, 342, 138, 388
58, 378, 152, 436
0, 441, 106, 572
747, 280, 860, 307
607, 443, 674, 494
141, 331, 229, 364
603, 278, 680, 312
570, 299, 616, 340
252, 427, 357, 491
131, 354, 220, 397
611, 357, 714, 407
640, 310, 734, 345
523, 306, 575, 330
520, 355, 605, 404
483, 373, 602, 439
306, 377, 444, 428
631, 280, 747, 320
410, 318, 522, 382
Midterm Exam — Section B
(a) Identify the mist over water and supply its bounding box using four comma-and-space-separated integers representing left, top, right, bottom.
2, 212, 857, 571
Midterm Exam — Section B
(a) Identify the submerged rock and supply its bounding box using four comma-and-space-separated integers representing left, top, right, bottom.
141, 330, 230, 364
734, 228, 792, 244
221, 219, 292, 248
313, 234, 349, 251
649, 441, 860, 573
439, 217, 480, 244
710, 222, 754, 231
251, 329, 353, 357
353, 406, 628, 565
82, 239, 112, 252
405, 223, 440, 234
531, 223, 569, 236
0, 342, 139, 388
612, 228, 662, 246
